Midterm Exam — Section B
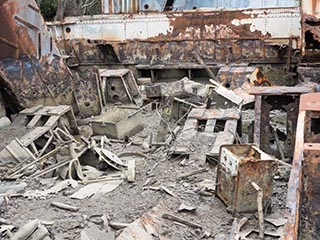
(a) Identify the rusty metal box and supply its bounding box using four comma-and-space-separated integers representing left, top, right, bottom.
91, 107, 143, 139
216, 145, 277, 213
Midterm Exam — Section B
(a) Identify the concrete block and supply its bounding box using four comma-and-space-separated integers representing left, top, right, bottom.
91, 107, 143, 139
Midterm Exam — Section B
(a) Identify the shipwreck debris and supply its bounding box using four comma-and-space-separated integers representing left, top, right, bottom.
250, 86, 310, 159
91, 107, 143, 140
216, 144, 277, 213
284, 92, 320, 240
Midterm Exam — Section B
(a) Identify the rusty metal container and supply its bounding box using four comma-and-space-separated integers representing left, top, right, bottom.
216, 144, 277, 213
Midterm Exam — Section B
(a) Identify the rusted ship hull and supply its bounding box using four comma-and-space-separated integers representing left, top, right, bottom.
0, 0, 75, 111
48, 8, 301, 65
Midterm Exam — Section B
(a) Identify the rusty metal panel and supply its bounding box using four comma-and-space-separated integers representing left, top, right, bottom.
50, 9, 301, 43
48, 7, 301, 64
0, 0, 60, 60
216, 145, 277, 213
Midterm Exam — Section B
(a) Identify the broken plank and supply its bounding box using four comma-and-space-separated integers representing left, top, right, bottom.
50, 201, 79, 212
178, 168, 208, 179
27, 115, 42, 128
160, 186, 176, 197
162, 213, 202, 229
8, 146, 62, 178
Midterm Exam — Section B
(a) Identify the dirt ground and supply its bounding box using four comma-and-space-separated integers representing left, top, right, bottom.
0, 107, 291, 240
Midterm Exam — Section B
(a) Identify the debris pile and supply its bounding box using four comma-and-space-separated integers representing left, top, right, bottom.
0, 0, 319, 239
0, 67, 306, 239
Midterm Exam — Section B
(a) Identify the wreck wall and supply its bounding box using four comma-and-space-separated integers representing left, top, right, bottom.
0, 0, 76, 112
48, 8, 301, 65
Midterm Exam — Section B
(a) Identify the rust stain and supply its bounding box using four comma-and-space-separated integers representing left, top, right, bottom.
0, 0, 37, 59
146, 11, 266, 42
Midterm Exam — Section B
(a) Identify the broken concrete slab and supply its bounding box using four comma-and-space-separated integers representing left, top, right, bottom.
216, 145, 277, 213
91, 107, 143, 140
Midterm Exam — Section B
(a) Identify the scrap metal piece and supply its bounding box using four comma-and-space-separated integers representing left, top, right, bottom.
216, 145, 277, 213
250, 86, 310, 159
98, 69, 141, 104
48, 7, 301, 65
283, 92, 320, 240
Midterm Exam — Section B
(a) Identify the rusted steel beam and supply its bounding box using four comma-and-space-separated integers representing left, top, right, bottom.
283, 92, 320, 240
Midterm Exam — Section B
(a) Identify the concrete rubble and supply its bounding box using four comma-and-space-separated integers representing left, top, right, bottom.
0, 0, 319, 239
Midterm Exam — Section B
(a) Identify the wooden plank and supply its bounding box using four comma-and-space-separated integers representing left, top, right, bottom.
7, 139, 34, 162
249, 86, 309, 96
19, 105, 43, 115
253, 96, 262, 147
27, 115, 42, 128
205, 119, 216, 133
47, 105, 71, 115
210, 120, 237, 156
20, 127, 51, 146
44, 115, 60, 128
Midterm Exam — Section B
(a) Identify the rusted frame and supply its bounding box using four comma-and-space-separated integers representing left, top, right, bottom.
283, 92, 320, 239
